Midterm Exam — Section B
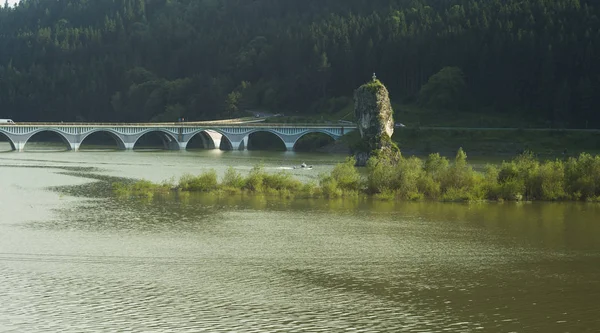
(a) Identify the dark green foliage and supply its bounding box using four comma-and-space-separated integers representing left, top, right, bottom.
342, 131, 370, 153
418, 67, 466, 110
1, 0, 599, 126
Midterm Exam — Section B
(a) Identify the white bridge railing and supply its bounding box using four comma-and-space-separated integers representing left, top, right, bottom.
7, 122, 356, 129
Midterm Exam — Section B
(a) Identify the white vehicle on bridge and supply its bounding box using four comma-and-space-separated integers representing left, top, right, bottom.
0, 119, 15, 124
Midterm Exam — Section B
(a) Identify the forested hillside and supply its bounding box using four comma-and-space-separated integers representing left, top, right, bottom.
0, 0, 599, 126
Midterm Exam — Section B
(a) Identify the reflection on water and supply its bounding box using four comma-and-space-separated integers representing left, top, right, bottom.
1, 152, 600, 332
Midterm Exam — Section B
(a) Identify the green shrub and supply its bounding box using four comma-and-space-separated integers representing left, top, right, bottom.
417, 174, 441, 199
513, 152, 541, 199
112, 182, 130, 197
424, 153, 449, 183
263, 171, 302, 191
373, 189, 396, 201
222, 167, 245, 189
538, 160, 566, 200
441, 187, 472, 202
442, 148, 474, 189
244, 164, 265, 192
179, 170, 218, 192
300, 181, 319, 198
394, 156, 423, 199
498, 161, 520, 183
565, 153, 600, 200
482, 164, 501, 200
437, 148, 483, 199
330, 157, 362, 191
365, 154, 397, 194
497, 178, 525, 201
320, 176, 342, 198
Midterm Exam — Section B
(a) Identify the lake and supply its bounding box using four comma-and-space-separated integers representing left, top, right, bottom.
1, 150, 599, 332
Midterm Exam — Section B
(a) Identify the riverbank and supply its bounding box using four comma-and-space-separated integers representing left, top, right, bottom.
394, 127, 600, 157
113, 150, 600, 202
316, 127, 600, 157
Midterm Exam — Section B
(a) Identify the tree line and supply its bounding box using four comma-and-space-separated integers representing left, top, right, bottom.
0, 0, 599, 127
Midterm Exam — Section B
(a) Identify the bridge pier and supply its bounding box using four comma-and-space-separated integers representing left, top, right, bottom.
230, 136, 248, 151
14, 141, 25, 152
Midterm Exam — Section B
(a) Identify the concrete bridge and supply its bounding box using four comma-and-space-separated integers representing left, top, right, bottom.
0, 122, 356, 152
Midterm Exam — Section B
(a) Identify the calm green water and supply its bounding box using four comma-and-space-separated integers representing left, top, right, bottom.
1, 150, 600, 332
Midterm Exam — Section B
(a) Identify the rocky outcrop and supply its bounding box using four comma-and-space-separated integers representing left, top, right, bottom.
354, 80, 395, 142
353, 79, 399, 166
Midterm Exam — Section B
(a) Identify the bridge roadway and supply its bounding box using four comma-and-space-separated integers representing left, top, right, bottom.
0, 122, 356, 152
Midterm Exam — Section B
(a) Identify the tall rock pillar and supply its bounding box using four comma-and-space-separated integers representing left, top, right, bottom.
353, 76, 400, 166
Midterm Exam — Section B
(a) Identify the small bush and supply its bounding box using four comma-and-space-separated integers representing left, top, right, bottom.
330, 156, 362, 191
300, 181, 319, 198
417, 175, 441, 199
112, 182, 130, 197
320, 176, 342, 198
395, 156, 423, 199
222, 167, 245, 189
365, 154, 397, 194
244, 164, 265, 192
441, 187, 472, 202
482, 164, 501, 200
374, 189, 396, 201
538, 160, 566, 200
565, 153, 600, 200
263, 171, 302, 191
179, 170, 218, 192
497, 178, 525, 201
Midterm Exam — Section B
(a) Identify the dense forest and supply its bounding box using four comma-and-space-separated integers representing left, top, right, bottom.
0, 0, 599, 127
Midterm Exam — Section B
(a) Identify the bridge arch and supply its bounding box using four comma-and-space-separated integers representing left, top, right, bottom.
186, 129, 231, 150
80, 129, 127, 150
21, 129, 72, 151
132, 129, 180, 150
234, 129, 287, 151
0, 130, 16, 151
292, 130, 337, 151
185, 128, 236, 151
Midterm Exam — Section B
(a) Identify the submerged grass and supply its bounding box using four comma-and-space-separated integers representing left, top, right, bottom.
113, 150, 600, 202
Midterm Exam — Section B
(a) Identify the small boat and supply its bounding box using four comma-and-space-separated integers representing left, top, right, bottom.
293, 162, 313, 170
